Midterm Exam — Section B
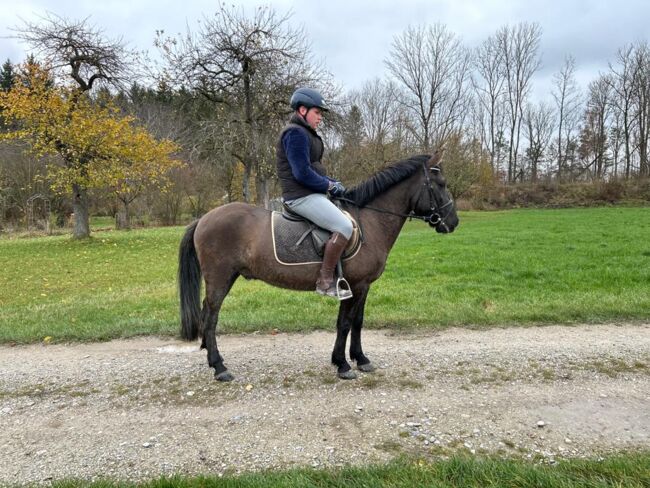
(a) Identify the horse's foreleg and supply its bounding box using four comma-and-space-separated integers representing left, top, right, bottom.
332, 289, 367, 380
348, 286, 375, 372
203, 272, 239, 382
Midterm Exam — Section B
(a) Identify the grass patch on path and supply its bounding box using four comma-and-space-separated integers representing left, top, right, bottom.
51, 453, 650, 487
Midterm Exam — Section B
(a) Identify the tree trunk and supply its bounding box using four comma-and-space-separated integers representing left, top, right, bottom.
255, 173, 270, 209
71, 183, 90, 239
116, 199, 131, 230
624, 120, 631, 179
557, 115, 564, 182
242, 163, 252, 203
242, 64, 261, 205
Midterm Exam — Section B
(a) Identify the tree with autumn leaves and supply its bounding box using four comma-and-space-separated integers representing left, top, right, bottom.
0, 64, 180, 238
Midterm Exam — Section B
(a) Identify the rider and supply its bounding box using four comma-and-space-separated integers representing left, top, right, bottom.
276, 87, 353, 300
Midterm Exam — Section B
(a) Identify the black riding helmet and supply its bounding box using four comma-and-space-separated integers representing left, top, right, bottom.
290, 87, 329, 112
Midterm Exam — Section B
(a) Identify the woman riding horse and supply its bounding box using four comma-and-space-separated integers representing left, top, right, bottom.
178, 147, 459, 381
277, 87, 352, 300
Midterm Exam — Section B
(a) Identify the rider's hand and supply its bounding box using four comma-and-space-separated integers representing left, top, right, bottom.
327, 181, 346, 198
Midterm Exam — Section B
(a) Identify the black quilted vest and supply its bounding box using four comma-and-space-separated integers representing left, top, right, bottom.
276, 114, 327, 201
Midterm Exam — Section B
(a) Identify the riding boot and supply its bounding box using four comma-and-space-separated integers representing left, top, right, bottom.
316, 232, 353, 300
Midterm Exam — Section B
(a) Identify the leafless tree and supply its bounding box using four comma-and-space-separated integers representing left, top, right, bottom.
156, 4, 333, 206
495, 22, 542, 182
631, 42, 650, 177
608, 45, 639, 179
609, 110, 624, 178
552, 55, 582, 181
524, 101, 555, 181
349, 79, 402, 165
472, 33, 507, 174
385, 23, 472, 152
12, 13, 134, 92
579, 75, 612, 179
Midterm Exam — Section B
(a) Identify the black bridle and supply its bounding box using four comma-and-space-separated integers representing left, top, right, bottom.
335, 164, 454, 231
417, 164, 455, 232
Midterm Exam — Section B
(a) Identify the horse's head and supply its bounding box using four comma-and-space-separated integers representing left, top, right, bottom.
412, 150, 459, 234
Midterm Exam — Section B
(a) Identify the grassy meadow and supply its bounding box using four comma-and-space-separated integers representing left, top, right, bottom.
0, 207, 649, 343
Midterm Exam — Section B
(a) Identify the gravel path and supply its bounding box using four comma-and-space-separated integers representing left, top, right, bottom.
1, 323, 649, 485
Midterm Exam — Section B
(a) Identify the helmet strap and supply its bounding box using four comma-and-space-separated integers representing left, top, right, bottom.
297, 106, 311, 124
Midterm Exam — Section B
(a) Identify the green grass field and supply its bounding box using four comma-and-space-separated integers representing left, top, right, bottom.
1, 207, 649, 343
51, 453, 650, 487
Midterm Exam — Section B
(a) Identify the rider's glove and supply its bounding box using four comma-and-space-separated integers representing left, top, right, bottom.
327, 181, 346, 198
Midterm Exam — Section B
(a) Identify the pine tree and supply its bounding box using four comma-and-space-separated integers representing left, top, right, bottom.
0, 59, 15, 91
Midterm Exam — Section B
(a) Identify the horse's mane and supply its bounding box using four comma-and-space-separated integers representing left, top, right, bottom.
343, 154, 430, 207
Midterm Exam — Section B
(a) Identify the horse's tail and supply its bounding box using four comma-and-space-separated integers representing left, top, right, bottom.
178, 220, 202, 341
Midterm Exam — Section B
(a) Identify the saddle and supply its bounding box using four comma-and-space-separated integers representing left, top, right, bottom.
271, 206, 362, 266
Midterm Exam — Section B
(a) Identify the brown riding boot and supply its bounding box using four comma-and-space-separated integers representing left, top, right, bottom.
316, 232, 353, 300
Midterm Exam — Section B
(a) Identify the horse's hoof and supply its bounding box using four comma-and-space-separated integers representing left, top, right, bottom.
338, 370, 357, 380
215, 370, 234, 382
357, 362, 376, 373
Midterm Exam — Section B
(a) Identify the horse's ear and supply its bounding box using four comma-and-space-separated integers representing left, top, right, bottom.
429, 146, 445, 167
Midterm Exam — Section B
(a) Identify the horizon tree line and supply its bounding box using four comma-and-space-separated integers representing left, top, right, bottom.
1, 7, 649, 234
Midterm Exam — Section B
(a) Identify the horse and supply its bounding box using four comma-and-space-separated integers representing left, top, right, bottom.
178, 150, 459, 381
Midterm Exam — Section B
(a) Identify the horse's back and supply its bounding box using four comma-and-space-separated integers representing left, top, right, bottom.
193, 203, 272, 271
196, 202, 270, 239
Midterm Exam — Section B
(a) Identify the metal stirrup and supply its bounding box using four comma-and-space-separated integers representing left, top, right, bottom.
336, 261, 353, 301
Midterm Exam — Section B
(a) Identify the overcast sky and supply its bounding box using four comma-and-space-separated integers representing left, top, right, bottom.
1, 0, 649, 101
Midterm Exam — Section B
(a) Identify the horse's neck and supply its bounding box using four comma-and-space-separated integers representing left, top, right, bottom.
361, 173, 419, 253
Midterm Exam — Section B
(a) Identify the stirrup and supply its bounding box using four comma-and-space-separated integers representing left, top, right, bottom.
315, 279, 353, 301
336, 277, 353, 301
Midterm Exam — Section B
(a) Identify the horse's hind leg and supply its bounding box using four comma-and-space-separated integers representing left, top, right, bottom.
202, 272, 239, 381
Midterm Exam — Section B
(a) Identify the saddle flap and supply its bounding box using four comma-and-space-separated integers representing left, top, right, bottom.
271, 211, 361, 265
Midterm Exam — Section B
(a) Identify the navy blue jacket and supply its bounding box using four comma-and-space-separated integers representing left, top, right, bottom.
276, 114, 331, 200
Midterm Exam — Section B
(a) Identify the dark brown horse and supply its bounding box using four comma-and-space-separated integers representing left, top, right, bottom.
178, 151, 459, 381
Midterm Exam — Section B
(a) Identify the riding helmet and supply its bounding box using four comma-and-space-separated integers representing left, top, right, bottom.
290, 87, 329, 111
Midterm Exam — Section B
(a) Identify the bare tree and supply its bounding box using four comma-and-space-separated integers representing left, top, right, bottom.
495, 22, 542, 182
348, 79, 402, 167
608, 45, 639, 179
12, 13, 134, 91
385, 23, 472, 152
472, 33, 507, 174
609, 110, 624, 178
579, 75, 612, 179
631, 42, 650, 177
524, 101, 555, 181
552, 55, 582, 181
156, 4, 333, 206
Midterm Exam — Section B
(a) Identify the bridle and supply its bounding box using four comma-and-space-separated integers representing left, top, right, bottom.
335, 164, 454, 231
417, 164, 455, 232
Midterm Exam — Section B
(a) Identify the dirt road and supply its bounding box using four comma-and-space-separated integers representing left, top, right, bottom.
1, 323, 649, 484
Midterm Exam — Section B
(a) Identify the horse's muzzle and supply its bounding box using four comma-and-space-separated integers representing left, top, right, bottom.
434, 215, 458, 234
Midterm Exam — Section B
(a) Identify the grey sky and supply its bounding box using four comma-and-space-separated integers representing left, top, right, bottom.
1, 0, 649, 101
